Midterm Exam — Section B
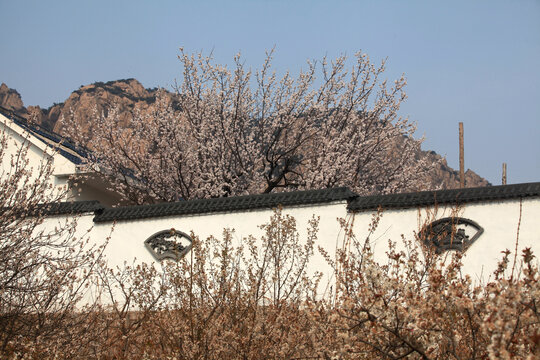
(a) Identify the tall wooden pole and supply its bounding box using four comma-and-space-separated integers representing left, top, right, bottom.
459, 122, 464, 188
502, 163, 507, 185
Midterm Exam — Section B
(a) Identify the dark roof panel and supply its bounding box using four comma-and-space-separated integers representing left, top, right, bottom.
94, 187, 357, 223
41, 200, 105, 216
4, 200, 106, 218
348, 182, 540, 211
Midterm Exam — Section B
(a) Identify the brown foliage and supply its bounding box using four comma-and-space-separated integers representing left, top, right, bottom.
0, 129, 107, 357
326, 210, 539, 359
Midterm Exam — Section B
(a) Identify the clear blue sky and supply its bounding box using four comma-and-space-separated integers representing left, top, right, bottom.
1, 0, 539, 185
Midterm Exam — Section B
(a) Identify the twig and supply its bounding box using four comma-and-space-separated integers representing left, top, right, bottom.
510, 198, 523, 281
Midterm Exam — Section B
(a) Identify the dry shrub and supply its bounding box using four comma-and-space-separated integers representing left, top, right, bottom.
325, 209, 539, 359
86, 209, 321, 359
0, 130, 108, 358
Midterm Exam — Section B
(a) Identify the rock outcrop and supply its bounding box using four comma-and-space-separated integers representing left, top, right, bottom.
421, 150, 490, 189
0, 83, 27, 116
49, 79, 179, 139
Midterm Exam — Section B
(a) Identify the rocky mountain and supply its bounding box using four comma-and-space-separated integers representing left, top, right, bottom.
0, 80, 490, 190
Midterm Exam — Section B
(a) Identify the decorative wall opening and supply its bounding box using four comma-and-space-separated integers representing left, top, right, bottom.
144, 229, 193, 261
422, 217, 484, 253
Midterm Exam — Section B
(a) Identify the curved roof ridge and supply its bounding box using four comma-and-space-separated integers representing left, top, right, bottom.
94, 187, 357, 223
1, 200, 105, 217
348, 182, 540, 211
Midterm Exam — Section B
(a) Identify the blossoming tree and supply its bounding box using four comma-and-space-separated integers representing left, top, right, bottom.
64, 50, 432, 204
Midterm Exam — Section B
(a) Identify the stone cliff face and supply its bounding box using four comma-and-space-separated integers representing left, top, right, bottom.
49, 79, 179, 139
2, 79, 177, 135
0, 80, 491, 190
0, 83, 26, 116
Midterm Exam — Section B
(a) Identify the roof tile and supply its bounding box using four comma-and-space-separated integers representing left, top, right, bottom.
94, 187, 357, 223
27, 201, 105, 216
348, 182, 540, 211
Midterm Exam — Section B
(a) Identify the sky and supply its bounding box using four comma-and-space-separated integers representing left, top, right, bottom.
1, 0, 539, 185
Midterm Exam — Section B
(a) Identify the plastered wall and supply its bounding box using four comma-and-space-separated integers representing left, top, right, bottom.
348, 197, 540, 281
40, 196, 540, 296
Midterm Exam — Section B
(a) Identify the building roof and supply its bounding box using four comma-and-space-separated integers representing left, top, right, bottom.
0, 105, 88, 164
348, 182, 540, 211
93, 187, 357, 222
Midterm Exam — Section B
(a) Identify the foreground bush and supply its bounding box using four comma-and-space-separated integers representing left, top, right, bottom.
3, 209, 539, 359
326, 212, 539, 359
0, 130, 106, 358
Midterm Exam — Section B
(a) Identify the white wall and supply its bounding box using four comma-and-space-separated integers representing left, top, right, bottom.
348, 197, 540, 282
38, 196, 539, 304
42, 197, 540, 285
90, 201, 349, 296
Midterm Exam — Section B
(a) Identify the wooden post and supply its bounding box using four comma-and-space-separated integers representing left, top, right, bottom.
459, 122, 464, 188
502, 163, 507, 185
